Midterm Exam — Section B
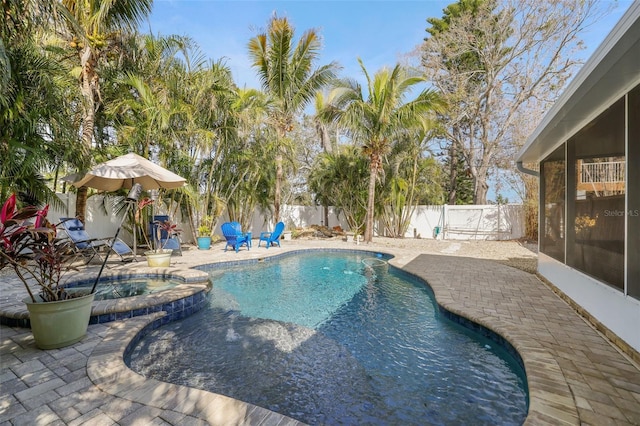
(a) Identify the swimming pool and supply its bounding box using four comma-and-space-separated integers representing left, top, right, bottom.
127, 251, 528, 425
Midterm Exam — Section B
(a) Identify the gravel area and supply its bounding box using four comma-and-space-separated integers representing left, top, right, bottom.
369, 237, 538, 274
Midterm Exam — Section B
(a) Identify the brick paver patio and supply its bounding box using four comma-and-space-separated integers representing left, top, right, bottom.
1, 239, 639, 425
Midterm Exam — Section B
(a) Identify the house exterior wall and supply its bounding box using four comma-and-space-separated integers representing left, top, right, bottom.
537, 84, 639, 353
518, 3, 639, 353
628, 86, 640, 298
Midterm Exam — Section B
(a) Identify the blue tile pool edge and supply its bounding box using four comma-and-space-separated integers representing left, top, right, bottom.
89, 286, 210, 325
0, 269, 212, 328
122, 292, 211, 359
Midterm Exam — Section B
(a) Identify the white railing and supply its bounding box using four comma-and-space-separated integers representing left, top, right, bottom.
581, 161, 625, 183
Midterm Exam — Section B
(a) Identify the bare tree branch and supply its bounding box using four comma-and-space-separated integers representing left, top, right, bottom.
422, 0, 611, 203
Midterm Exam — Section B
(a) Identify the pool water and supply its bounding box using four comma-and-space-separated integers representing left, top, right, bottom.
73, 278, 178, 300
127, 252, 528, 425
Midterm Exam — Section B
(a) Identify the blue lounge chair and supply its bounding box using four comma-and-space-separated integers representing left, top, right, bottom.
60, 218, 135, 263
258, 221, 284, 249
221, 222, 250, 252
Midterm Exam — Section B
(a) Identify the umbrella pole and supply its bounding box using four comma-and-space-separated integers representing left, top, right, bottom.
150, 189, 158, 251
133, 222, 137, 256
133, 178, 138, 256
90, 184, 142, 294
132, 178, 137, 256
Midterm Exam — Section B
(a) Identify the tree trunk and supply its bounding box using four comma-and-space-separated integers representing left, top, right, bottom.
448, 141, 458, 205
317, 123, 332, 155
364, 155, 379, 243
75, 187, 88, 223
474, 176, 489, 204
323, 204, 329, 227
75, 46, 97, 224
274, 153, 282, 223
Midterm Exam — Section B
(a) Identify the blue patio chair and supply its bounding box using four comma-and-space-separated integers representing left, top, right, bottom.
229, 221, 252, 248
221, 222, 250, 252
258, 221, 285, 249
59, 218, 135, 263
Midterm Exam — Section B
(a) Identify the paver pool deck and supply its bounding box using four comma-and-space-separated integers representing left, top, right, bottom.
1, 238, 639, 425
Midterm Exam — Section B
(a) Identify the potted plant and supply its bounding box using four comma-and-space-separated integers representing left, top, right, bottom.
133, 198, 180, 267
0, 194, 94, 349
144, 219, 181, 267
196, 216, 213, 250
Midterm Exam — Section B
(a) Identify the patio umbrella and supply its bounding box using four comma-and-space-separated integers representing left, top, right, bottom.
70, 153, 187, 255
71, 153, 186, 191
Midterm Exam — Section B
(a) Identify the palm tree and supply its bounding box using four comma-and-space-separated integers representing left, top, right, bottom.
309, 146, 369, 234
322, 60, 444, 242
107, 35, 201, 160
313, 91, 338, 155
312, 90, 341, 225
58, 0, 153, 222
379, 130, 446, 237
0, 0, 79, 204
108, 33, 242, 237
225, 87, 275, 228
247, 15, 339, 222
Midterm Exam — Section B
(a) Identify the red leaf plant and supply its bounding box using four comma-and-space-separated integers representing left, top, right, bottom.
152, 220, 182, 252
0, 194, 77, 302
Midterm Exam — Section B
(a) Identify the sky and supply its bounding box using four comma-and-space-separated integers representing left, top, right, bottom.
145, 0, 633, 90
144, 0, 633, 202
145, 0, 450, 88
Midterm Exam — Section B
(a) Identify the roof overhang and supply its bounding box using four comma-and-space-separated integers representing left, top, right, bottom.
517, 2, 640, 164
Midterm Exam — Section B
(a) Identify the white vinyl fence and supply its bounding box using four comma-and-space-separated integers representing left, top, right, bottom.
252, 204, 524, 241
49, 193, 524, 247
50, 193, 131, 243
402, 204, 524, 240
